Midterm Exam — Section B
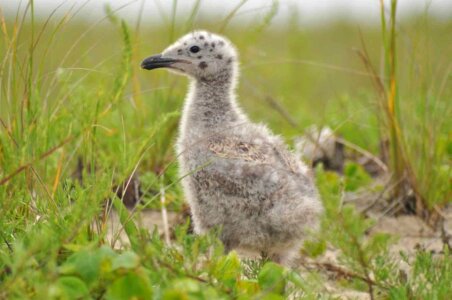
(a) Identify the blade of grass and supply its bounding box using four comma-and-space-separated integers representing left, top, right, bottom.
111, 195, 141, 252
218, 0, 248, 33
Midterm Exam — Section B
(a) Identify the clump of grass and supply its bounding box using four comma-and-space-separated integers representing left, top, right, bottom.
356, 0, 450, 221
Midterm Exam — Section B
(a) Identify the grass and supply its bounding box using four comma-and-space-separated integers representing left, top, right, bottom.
0, 0, 451, 299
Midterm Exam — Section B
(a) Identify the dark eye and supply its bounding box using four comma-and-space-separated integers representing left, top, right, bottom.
189, 46, 200, 53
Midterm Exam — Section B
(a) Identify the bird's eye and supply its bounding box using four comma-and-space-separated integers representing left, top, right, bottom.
189, 46, 200, 53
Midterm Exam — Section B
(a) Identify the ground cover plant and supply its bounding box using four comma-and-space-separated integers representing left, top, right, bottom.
0, 0, 451, 299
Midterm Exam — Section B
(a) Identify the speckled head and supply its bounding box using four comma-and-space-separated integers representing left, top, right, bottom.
141, 31, 238, 81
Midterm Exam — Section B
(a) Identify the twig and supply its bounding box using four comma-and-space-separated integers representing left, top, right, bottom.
301, 260, 383, 289
375, 195, 403, 220
157, 259, 209, 283
1, 234, 13, 253
440, 218, 452, 251
360, 175, 400, 214
350, 234, 375, 300
160, 183, 171, 245
335, 137, 388, 172
110, 160, 142, 248
263, 96, 299, 129
245, 79, 333, 158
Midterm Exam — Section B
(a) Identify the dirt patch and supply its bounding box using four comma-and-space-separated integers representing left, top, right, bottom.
105, 210, 178, 248
370, 215, 443, 254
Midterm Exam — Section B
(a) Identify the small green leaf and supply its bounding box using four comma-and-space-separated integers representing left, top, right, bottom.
343, 161, 371, 191
303, 239, 326, 258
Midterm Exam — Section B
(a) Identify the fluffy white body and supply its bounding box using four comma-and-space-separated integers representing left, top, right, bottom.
141, 31, 323, 264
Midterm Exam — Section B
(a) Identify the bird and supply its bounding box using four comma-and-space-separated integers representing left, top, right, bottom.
141, 31, 323, 265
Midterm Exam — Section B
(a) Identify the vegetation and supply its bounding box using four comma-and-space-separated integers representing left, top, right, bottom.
0, 0, 450, 299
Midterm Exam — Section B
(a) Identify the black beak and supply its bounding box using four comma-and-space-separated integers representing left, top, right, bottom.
141, 54, 180, 70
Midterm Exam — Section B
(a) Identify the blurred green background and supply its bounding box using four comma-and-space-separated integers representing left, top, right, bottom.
1, 0, 450, 204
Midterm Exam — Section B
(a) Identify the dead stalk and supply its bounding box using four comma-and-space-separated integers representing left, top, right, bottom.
160, 183, 171, 245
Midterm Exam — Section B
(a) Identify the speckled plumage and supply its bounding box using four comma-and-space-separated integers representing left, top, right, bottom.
142, 31, 323, 265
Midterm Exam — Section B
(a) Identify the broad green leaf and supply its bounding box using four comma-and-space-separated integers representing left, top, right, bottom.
51, 276, 90, 299
236, 279, 260, 296
112, 251, 140, 271
164, 279, 221, 299
260, 293, 285, 300
171, 278, 201, 293
105, 271, 153, 300
257, 262, 286, 294
59, 246, 116, 286
213, 251, 241, 288
162, 290, 189, 300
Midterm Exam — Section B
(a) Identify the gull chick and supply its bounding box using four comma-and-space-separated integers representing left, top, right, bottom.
141, 31, 323, 264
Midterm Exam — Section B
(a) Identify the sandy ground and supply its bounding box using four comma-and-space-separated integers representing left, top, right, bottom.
105, 210, 179, 248
106, 206, 450, 254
